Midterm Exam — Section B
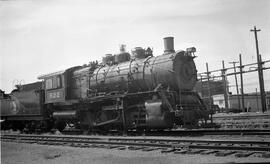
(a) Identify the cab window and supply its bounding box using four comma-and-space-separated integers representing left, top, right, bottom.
57, 76, 61, 88
45, 76, 62, 90
45, 79, 53, 89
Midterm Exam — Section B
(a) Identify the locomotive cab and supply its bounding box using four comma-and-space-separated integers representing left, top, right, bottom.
38, 71, 66, 104
38, 66, 81, 104
38, 66, 82, 131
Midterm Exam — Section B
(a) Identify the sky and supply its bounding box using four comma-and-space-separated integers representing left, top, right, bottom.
0, 0, 270, 94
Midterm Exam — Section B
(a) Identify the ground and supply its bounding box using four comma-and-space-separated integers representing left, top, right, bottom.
1, 141, 270, 164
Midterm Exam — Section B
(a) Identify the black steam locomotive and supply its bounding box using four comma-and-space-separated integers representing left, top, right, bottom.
1, 37, 211, 132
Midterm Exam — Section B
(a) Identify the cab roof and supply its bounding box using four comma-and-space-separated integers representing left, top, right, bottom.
37, 66, 81, 80
37, 70, 65, 79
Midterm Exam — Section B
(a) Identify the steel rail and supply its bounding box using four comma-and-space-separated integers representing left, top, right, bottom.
213, 114, 270, 119
61, 128, 270, 136
2, 133, 270, 144
144, 129, 270, 136
1, 134, 270, 152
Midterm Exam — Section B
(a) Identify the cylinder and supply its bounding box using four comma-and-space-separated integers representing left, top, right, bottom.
163, 37, 175, 54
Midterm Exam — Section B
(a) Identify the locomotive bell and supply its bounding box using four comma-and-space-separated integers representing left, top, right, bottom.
163, 37, 175, 54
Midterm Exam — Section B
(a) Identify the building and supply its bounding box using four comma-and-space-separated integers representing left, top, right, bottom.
212, 94, 226, 108
213, 92, 270, 112
194, 80, 227, 110
228, 92, 270, 112
194, 80, 225, 98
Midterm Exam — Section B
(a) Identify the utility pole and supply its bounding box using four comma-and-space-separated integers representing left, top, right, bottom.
259, 54, 266, 112
256, 88, 259, 112
250, 26, 266, 113
200, 74, 203, 98
239, 54, 245, 112
229, 61, 241, 110
222, 60, 229, 112
206, 63, 212, 111
206, 62, 213, 124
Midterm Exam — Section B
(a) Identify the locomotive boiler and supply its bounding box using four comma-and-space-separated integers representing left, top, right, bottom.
1, 37, 211, 132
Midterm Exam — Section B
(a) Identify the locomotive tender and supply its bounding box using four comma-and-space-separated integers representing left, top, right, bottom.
1, 37, 211, 132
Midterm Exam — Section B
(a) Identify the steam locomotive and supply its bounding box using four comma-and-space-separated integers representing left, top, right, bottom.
1, 37, 211, 132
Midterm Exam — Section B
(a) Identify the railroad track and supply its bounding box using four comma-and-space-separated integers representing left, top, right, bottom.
144, 129, 270, 136
213, 113, 270, 129
62, 129, 270, 136
1, 134, 270, 158
213, 113, 270, 120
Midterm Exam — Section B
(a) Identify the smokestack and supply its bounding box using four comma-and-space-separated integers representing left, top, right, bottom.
163, 37, 175, 54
